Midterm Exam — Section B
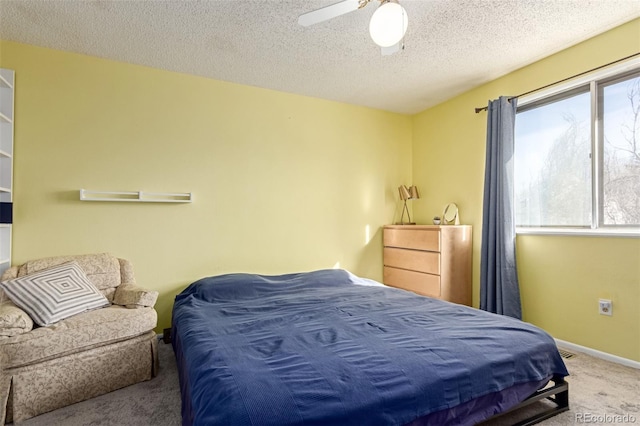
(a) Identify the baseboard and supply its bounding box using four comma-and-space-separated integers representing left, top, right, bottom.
555, 338, 640, 370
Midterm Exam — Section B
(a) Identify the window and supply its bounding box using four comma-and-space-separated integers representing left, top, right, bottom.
514, 64, 640, 235
600, 75, 640, 226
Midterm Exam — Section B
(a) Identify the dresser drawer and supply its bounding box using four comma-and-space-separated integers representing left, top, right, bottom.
383, 228, 440, 252
383, 266, 440, 298
383, 247, 440, 275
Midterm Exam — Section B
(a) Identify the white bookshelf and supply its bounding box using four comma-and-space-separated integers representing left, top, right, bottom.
0, 68, 13, 277
0, 225, 10, 273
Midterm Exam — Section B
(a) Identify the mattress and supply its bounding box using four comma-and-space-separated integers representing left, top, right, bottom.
172, 269, 568, 425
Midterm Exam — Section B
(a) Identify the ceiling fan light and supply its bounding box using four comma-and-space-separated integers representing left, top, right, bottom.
369, 1, 408, 48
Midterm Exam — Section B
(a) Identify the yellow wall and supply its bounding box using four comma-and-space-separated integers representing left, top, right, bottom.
413, 19, 640, 361
0, 41, 413, 331
1, 19, 639, 362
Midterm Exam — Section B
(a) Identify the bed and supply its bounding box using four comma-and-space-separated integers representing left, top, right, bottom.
171, 269, 569, 425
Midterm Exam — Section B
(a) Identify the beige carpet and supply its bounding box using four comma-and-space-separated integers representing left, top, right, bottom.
15, 341, 640, 425
481, 348, 640, 425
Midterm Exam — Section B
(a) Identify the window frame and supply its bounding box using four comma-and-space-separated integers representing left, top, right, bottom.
514, 57, 640, 238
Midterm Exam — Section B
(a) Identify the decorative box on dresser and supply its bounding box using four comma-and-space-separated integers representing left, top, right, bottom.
383, 225, 472, 306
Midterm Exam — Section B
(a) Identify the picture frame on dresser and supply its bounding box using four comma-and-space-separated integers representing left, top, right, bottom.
382, 225, 472, 305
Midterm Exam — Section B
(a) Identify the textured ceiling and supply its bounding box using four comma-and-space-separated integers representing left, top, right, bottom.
0, 0, 639, 114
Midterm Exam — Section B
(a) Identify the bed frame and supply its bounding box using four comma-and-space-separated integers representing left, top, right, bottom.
485, 375, 569, 425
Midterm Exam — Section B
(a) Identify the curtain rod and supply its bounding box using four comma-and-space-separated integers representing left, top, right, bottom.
474, 52, 640, 114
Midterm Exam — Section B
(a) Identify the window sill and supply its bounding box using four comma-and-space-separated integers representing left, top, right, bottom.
516, 227, 640, 238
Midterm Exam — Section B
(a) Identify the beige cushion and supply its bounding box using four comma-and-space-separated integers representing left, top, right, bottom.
113, 284, 158, 308
0, 266, 19, 303
117, 258, 136, 284
0, 301, 33, 338
19, 253, 122, 301
0, 255, 134, 304
0, 305, 157, 369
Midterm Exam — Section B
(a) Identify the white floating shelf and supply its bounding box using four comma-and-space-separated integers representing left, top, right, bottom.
80, 189, 193, 203
0, 149, 12, 158
0, 186, 11, 193
0, 112, 12, 124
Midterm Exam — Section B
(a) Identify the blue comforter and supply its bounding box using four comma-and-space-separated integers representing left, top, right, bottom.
172, 269, 568, 426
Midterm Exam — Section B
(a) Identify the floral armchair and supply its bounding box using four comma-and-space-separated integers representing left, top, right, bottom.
0, 253, 159, 423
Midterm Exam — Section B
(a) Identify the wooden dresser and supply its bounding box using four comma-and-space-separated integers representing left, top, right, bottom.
383, 225, 472, 306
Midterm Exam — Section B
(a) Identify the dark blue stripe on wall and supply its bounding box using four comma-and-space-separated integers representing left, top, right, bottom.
0, 202, 12, 224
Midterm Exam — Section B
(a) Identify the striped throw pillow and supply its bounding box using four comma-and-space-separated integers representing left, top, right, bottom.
0, 261, 109, 326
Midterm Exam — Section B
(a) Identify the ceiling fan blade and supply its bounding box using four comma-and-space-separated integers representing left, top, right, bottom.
298, 0, 362, 27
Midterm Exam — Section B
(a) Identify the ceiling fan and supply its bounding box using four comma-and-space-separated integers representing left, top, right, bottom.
298, 0, 408, 55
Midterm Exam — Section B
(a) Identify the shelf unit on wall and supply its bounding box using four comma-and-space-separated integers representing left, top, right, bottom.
79, 189, 193, 203
0, 69, 15, 277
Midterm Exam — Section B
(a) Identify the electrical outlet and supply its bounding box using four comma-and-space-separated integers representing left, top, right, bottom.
599, 299, 612, 316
